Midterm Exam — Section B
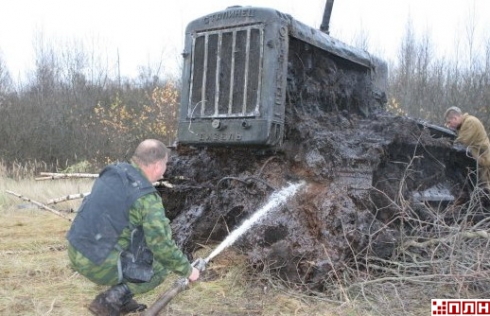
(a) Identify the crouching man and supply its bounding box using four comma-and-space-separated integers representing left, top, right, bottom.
66, 139, 199, 315
445, 106, 490, 191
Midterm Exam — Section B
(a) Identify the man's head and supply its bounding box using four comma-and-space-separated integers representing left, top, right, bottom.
132, 139, 170, 182
444, 106, 463, 130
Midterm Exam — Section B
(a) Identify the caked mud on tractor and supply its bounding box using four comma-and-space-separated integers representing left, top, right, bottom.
158, 0, 477, 294
177, 1, 387, 146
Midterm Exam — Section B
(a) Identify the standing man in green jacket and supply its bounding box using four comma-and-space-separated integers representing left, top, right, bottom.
67, 139, 200, 316
445, 106, 490, 191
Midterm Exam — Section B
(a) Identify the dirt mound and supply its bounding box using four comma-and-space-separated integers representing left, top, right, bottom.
159, 107, 474, 291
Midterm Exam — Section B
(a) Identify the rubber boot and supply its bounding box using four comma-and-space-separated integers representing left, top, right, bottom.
120, 298, 147, 314
88, 284, 133, 316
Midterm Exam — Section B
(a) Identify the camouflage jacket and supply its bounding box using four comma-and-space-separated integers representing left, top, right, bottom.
122, 190, 192, 277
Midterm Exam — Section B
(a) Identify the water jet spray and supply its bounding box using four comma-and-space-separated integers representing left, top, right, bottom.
143, 181, 306, 316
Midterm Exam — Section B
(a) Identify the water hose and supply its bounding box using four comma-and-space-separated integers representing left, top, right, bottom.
142, 258, 207, 316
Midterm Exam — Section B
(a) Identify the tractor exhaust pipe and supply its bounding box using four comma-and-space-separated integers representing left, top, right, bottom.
320, 0, 335, 34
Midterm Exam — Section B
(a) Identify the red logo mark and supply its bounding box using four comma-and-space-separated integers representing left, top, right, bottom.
432, 300, 490, 315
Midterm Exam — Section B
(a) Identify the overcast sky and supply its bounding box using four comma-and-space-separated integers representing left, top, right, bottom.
0, 0, 489, 80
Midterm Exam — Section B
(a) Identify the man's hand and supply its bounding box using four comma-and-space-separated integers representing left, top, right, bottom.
188, 267, 200, 282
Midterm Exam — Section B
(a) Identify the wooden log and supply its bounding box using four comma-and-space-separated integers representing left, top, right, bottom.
44, 181, 172, 205
35, 172, 174, 189
47, 192, 91, 205
5, 190, 71, 221
36, 172, 99, 181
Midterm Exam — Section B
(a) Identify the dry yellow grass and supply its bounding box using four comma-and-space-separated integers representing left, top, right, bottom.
0, 176, 365, 316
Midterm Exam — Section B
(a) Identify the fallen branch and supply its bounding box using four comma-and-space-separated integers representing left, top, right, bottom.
403, 230, 490, 249
35, 172, 98, 181
45, 181, 171, 205
343, 268, 490, 294
5, 190, 71, 221
35, 172, 174, 189
153, 180, 173, 188
47, 192, 91, 205
36, 169, 179, 189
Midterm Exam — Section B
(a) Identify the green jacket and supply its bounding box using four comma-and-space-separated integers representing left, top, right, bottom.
125, 190, 192, 277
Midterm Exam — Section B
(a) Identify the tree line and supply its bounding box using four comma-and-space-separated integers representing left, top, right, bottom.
0, 22, 489, 173
0, 36, 181, 172
388, 20, 490, 125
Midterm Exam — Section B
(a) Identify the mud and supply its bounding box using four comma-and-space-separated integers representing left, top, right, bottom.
161, 114, 475, 291
158, 53, 476, 291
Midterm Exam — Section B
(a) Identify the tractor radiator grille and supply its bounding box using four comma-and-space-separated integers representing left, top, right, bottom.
189, 24, 264, 118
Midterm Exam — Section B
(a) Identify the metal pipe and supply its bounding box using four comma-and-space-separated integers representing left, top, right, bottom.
320, 0, 335, 34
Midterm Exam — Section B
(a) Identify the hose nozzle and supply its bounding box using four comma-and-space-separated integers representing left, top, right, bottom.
192, 258, 207, 272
